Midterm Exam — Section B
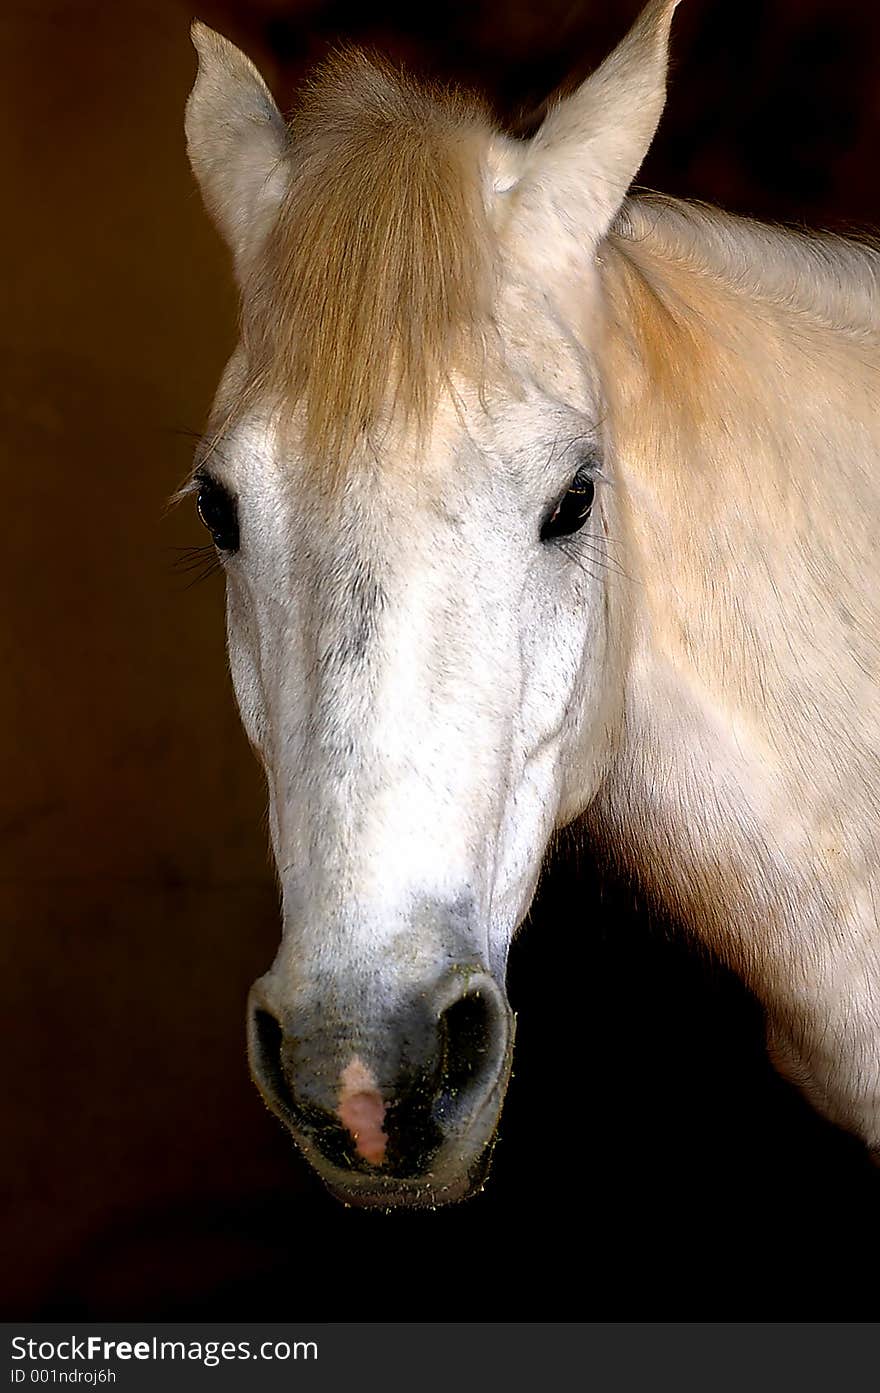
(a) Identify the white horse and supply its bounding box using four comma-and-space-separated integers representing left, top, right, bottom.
183, 0, 880, 1206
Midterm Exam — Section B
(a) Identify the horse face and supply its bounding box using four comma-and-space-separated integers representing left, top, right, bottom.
197, 374, 616, 1204
185, 1, 677, 1202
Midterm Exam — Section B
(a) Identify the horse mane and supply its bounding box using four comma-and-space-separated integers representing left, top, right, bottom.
600, 193, 880, 453
241, 50, 494, 472
613, 194, 880, 337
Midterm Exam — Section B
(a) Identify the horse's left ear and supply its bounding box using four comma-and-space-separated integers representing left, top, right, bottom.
513, 0, 682, 246
185, 22, 289, 278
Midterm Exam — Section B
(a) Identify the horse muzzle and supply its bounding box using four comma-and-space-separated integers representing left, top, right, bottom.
246, 965, 515, 1207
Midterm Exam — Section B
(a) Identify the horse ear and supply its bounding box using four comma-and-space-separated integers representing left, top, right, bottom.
185, 22, 288, 276
517, 0, 681, 245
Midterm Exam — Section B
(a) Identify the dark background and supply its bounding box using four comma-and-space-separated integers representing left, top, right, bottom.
3, 0, 879, 1320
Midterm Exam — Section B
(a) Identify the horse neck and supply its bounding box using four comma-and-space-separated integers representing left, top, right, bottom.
589, 195, 880, 965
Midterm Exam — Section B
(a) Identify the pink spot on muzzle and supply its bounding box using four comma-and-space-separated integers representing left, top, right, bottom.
337, 1056, 388, 1165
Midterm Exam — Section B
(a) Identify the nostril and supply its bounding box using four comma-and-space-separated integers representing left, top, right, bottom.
440, 992, 493, 1089
251, 1007, 295, 1117
434, 986, 502, 1131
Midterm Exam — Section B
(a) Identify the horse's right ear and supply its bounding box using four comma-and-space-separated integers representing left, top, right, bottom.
185, 22, 288, 278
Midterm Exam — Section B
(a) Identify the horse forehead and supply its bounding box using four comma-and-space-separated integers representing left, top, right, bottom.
262, 397, 489, 508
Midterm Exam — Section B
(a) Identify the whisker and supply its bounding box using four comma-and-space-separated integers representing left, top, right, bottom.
181, 559, 223, 590
167, 543, 224, 588
169, 544, 215, 566
559, 533, 634, 584
162, 425, 207, 444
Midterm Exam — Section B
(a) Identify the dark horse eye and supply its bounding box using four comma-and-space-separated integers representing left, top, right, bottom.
540, 467, 595, 542
196, 475, 239, 553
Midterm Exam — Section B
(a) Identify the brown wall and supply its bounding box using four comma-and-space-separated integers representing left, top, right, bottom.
1, 0, 285, 1317
3, 0, 880, 1319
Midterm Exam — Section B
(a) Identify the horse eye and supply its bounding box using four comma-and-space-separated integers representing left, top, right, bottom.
540, 469, 595, 542
196, 475, 239, 553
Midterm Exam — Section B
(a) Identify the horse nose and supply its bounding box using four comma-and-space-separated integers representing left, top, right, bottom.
247, 969, 513, 1178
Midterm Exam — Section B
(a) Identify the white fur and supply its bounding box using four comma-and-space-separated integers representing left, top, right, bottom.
186, 1, 880, 1191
